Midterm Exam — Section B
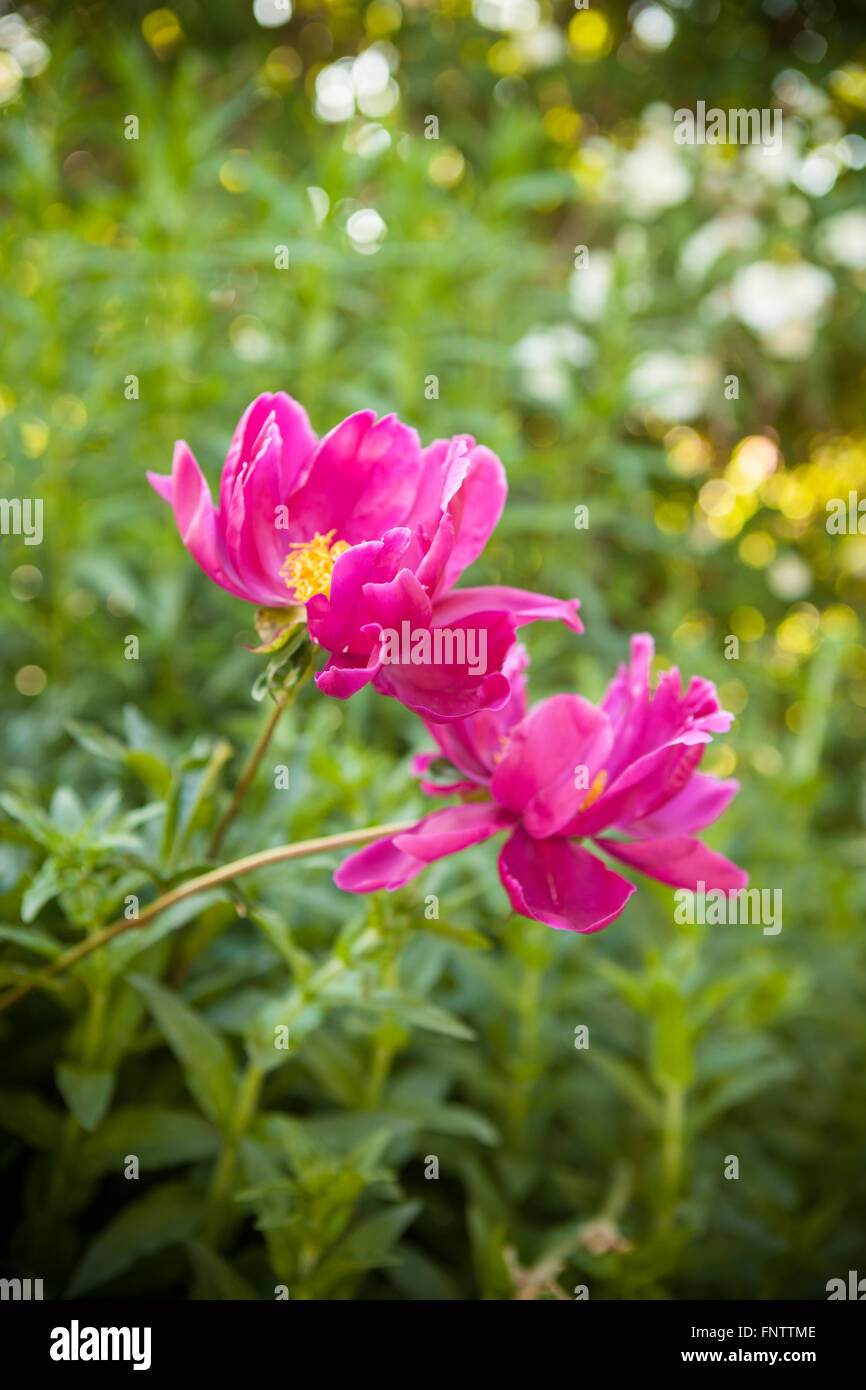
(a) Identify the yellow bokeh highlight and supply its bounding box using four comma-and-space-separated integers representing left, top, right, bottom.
568, 11, 613, 61
730, 606, 766, 641
544, 106, 582, 144
820, 603, 859, 639
429, 147, 466, 188
488, 40, 523, 76
703, 744, 737, 778
20, 419, 49, 458
219, 155, 250, 194
739, 531, 776, 568
829, 63, 866, 110
142, 9, 183, 52
776, 606, 820, 657
264, 47, 302, 88
365, 0, 402, 38
725, 435, 778, 495
718, 679, 749, 715
665, 426, 712, 478
655, 500, 690, 534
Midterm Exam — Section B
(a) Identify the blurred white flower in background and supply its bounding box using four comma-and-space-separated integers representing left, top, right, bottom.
514, 324, 596, 404
729, 260, 834, 358
346, 207, 387, 255
314, 43, 399, 124
767, 553, 813, 601
473, 0, 540, 33
631, 4, 676, 53
569, 250, 613, 322
0, 10, 49, 104
839, 133, 866, 170
514, 23, 565, 70
252, 0, 293, 28
818, 209, 866, 271
679, 214, 761, 282
627, 349, 716, 422
0, 51, 21, 104
613, 133, 691, 217
794, 143, 845, 197
306, 186, 330, 226
344, 122, 391, 160
773, 67, 830, 119
315, 61, 355, 123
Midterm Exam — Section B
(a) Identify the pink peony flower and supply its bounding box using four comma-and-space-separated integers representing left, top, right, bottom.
335, 635, 747, 933
148, 393, 581, 721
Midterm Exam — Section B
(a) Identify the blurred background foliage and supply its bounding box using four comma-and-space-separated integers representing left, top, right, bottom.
1, 0, 865, 1299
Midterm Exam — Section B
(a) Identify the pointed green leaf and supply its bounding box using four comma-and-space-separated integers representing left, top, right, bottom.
130, 975, 238, 1128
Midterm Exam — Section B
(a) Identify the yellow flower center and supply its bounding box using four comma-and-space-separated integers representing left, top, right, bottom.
578, 769, 608, 813
279, 530, 351, 603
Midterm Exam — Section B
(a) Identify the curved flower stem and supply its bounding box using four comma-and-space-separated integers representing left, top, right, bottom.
0, 820, 414, 1015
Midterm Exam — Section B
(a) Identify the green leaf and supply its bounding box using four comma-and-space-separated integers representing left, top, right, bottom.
0, 924, 61, 958
66, 718, 128, 763
185, 1240, 258, 1300
50, 786, 85, 834
0, 1088, 64, 1149
584, 1047, 662, 1125
67, 1180, 200, 1296
77, 1107, 219, 1177
394, 1102, 499, 1146
130, 975, 239, 1128
692, 1059, 799, 1133
21, 858, 65, 921
125, 750, 173, 797
97, 889, 228, 980
65, 716, 173, 795
329, 1200, 420, 1273
55, 1063, 115, 1132
355, 991, 476, 1041
0, 791, 58, 847
421, 919, 492, 951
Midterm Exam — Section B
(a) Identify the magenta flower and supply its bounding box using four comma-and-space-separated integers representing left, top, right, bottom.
148, 393, 581, 721
335, 635, 747, 933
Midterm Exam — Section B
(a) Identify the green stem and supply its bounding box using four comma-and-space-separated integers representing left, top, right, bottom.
659, 1082, 685, 1230
507, 950, 542, 1147
0, 820, 415, 1015
207, 694, 287, 859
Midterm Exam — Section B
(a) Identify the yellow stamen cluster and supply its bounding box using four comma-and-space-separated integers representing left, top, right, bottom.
280, 530, 350, 603
578, 769, 608, 813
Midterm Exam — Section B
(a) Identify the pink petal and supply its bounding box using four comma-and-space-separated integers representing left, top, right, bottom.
305, 529, 412, 652
412, 439, 508, 598
563, 740, 707, 839
599, 834, 748, 892
394, 801, 514, 862
334, 835, 427, 892
146, 470, 173, 503
222, 419, 301, 604
419, 641, 531, 783
627, 774, 739, 839
433, 585, 583, 634
159, 441, 254, 603
498, 827, 636, 933
371, 610, 515, 721
314, 649, 380, 699
439, 444, 507, 592
290, 411, 423, 544
490, 694, 613, 838
220, 392, 318, 519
